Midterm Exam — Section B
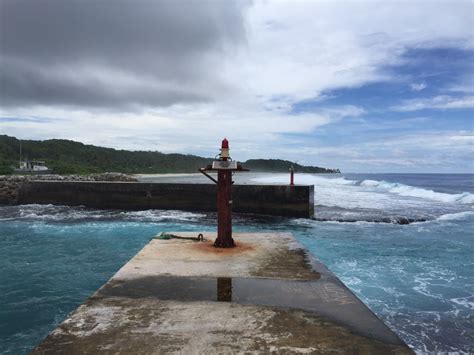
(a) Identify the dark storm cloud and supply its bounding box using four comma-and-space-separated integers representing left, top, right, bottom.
0, 0, 248, 109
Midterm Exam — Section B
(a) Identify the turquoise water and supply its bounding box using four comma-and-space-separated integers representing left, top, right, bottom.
0, 213, 214, 355
1, 173, 473, 353
295, 218, 474, 352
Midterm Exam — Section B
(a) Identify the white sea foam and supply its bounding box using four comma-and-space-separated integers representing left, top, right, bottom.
122, 210, 206, 222
450, 296, 474, 309
436, 211, 474, 221
0, 204, 206, 223
252, 174, 474, 208
253, 174, 401, 210
359, 179, 474, 205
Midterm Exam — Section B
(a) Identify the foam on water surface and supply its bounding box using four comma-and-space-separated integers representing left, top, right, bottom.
0, 204, 207, 223
436, 211, 474, 221
252, 173, 473, 223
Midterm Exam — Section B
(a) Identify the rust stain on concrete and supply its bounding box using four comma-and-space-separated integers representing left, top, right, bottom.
192, 239, 256, 255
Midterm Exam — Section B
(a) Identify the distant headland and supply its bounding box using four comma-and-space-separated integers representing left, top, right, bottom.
0, 135, 340, 175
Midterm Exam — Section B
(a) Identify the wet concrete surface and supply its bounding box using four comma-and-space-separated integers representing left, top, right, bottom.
32, 232, 414, 354
93, 274, 406, 347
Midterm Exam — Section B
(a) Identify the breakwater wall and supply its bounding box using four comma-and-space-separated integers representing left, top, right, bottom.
0, 173, 136, 205
16, 181, 314, 218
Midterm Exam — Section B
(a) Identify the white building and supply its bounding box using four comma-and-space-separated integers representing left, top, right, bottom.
17, 160, 50, 172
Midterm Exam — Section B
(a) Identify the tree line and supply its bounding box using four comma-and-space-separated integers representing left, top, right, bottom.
0, 135, 340, 175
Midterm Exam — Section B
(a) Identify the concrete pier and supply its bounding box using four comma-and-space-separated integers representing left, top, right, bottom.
32, 233, 413, 354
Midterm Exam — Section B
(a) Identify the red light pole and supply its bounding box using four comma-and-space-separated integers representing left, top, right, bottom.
215, 139, 233, 247
199, 138, 248, 248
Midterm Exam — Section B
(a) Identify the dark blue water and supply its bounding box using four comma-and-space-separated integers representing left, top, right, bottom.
1, 173, 473, 354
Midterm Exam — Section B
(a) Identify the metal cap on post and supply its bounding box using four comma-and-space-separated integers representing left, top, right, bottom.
198, 139, 248, 248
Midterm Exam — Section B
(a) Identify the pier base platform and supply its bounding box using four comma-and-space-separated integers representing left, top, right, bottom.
32, 232, 412, 354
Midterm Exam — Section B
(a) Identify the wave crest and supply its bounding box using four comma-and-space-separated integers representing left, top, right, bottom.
436, 211, 474, 221
359, 179, 473, 204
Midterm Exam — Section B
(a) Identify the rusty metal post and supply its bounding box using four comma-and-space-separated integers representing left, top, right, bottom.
289, 166, 294, 186
214, 139, 235, 248
198, 138, 248, 248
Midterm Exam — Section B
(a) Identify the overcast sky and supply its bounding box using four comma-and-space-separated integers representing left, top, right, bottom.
0, 0, 473, 172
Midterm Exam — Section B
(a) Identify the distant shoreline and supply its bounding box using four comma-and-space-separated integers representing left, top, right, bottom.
134, 173, 200, 178
0, 135, 340, 175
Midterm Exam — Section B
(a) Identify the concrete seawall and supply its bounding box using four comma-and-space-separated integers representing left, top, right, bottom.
17, 181, 314, 218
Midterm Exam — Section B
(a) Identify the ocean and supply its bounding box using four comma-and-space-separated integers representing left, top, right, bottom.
0, 173, 473, 354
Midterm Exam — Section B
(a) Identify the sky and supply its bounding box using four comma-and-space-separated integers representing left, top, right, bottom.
0, 0, 473, 173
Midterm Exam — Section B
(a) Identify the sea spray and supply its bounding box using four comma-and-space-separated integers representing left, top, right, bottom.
252, 173, 473, 222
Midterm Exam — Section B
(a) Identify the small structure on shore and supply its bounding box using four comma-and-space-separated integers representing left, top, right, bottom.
15, 160, 51, 174
14, 141, 52, 174
199, 138, 248, 248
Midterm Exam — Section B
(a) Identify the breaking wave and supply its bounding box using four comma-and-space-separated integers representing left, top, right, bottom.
436, 211, 474, 221
359, 179, 474, 205
253, 174, 473, 205
252, 174, 473, 205
251, 174, 473, 223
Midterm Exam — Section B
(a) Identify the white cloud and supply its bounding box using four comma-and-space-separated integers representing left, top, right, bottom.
447, 81, 474, 93
288, 131, 474, 172
1, 0, 473, 172
392, 95, 474, 111
410, 82, 427, 91
369, 132, 474, 151
0, 103, 364, 158
226, 0, 473, 107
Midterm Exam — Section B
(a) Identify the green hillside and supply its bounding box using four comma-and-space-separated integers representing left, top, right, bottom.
0, 135, 340, 175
